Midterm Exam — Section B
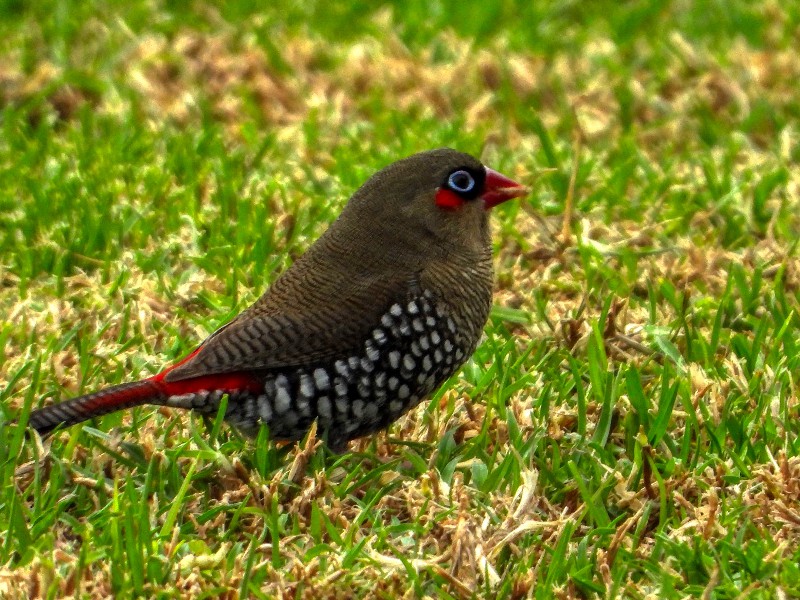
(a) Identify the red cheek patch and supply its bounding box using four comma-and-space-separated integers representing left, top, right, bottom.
435, 188, 464, 210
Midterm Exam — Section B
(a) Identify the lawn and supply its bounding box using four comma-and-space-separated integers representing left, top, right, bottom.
1, 1, 799, 598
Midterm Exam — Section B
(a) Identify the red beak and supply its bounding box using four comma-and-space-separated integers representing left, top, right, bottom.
481, 167, 529, 209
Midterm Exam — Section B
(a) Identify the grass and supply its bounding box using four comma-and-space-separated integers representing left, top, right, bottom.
1, 0, 799, 597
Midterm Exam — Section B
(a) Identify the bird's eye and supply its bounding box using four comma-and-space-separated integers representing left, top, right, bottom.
447, 170, 475, 194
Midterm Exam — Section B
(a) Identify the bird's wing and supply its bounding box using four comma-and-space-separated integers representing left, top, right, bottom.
163, 269, 421, 382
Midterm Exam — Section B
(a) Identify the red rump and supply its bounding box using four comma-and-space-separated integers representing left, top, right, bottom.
155, 372, 263, 396
153, 348, 263, 396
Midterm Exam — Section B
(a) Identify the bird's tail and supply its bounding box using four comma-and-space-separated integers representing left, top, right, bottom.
27, 380, 167, 437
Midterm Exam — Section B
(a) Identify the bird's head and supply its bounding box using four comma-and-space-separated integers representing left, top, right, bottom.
339, 148, 528, 261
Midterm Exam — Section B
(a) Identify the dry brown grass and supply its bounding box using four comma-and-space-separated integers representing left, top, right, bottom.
2, 2, 800, 597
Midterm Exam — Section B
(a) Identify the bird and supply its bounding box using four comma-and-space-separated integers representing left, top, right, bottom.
25, 148, 528, 451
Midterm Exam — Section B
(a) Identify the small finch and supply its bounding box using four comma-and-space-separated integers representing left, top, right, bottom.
26, 149, 527, 450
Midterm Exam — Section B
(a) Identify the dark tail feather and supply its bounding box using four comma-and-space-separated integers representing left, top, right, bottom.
28, 380, 166, 437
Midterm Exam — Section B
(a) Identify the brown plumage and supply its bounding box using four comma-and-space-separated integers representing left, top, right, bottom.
26, 148, 527, 450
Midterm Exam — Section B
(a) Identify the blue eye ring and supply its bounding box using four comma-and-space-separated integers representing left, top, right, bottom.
447, 170, 475, 193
